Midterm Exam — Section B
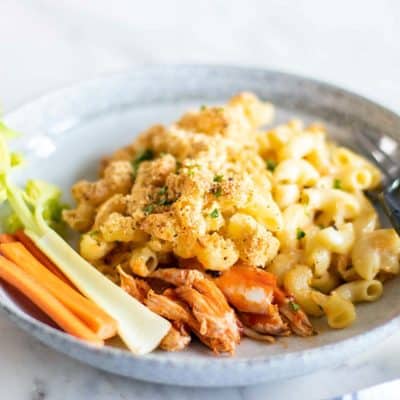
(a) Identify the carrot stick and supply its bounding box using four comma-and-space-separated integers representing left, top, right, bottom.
0, 255, 103, 345
0, 233, 16, 243
14, 230, 71, 284
0, 242, 117, 340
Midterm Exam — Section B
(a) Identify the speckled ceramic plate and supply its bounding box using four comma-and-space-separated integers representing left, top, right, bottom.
1, 66, 400, 387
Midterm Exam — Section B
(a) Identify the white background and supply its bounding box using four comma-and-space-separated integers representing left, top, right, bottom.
0, 1, 399, 399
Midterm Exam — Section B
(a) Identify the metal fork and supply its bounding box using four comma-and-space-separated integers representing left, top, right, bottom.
355, 131, 400, 235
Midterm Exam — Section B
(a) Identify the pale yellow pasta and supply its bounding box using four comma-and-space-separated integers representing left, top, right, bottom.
228, 92, 275, 128
147, 239, 174, 254
274, 159, 319, 187
277, 132, 316, 160
226, 213, 279, 267
79, 232, 115, 261
273, 183, 300, 209
129, 246, 158, 277
331, 147, 381, 189
100, 213, 149, 243
352, 229, 400, 280
173, 231, 198, 259
93, 194, 127, 229
277, 204, 311, 250
331, 147, 364, 169
313, 176, 334, 190
352, 193, 379, 237
283, 265, 323, 316
338, 167, 373, 191
311, 291, 356, 328
302, 188, 360, 225
241, 192, 283, 232
304, 224, 354, 277
266, 251, 300, 286
314, 224, 355, 255
266, 123, 295, 148
304, 135, 331, 174
304, 227, 332, 276
334, 254, 360, 282
311, 271, 341, 294
195, 233, 239, 271
63, 93, 400, 336
335, 280, 383, 303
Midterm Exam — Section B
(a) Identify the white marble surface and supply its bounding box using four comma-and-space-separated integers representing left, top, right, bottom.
0, 1, 400, 399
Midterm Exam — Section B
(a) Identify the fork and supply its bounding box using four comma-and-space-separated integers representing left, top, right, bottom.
355, 131, 400, 235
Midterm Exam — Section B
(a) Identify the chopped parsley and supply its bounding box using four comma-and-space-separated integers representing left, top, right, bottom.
143, 204, 155, 215
200, 105, 207, 111
158, 186, 168, 195
131, 149, 154, 178
157, 186, 174, 206
175, 161, 182, 173
289, 301, 300, 312
210, 208, 219, 218
89, 230, 100, 240
158, 198, 173, 206
186, 164, 200, 177
266, 159, 277, 172
296, 228, 306, 240
212, 186, 222, 198
333, 178, 342, 190
213, 174, 224, 183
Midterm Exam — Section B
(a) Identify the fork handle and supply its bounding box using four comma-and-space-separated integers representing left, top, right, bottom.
379, 190, 400, 236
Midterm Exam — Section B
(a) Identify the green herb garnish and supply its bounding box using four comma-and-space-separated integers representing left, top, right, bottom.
143, 204, 155, 215
266, 159, 277, 172
131, 149, 154, 178
289, 301, 300, 312
333, 178, 342, 189
158, 186, 168, 195
175, 161, 182, 173
296, 228, 306, 240
213, 174, 224, 183
200, 105, 207, 111
89, 230, 100, 240
212, 186, 222, 198
186, 164, 199, 177
210, 208, 219, 218
158, 198, 173, 206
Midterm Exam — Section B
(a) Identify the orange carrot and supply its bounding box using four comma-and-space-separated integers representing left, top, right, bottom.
0, 233, 16, 244
14, 230, 71, 284
0, 242, 117, 340
0, 255, 103, 345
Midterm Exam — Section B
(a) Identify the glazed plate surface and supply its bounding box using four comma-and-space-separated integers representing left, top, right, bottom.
1, 66, 400, 386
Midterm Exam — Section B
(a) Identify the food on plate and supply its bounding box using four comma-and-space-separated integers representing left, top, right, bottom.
0, 124, 171, 354
0, 237, 117, 339
1, 92, 399, 356
60, 92, 400, 354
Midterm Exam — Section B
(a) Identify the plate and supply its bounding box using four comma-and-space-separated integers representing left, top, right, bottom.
1, 65, 400, 387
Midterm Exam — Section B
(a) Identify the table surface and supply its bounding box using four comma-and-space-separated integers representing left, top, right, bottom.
0, 1, 399, 399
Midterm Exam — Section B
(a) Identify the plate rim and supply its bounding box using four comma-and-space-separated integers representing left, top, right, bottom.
2, 64, 400, 385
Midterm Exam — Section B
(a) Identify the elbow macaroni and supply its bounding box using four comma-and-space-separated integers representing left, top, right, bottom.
64, 92, 400, 333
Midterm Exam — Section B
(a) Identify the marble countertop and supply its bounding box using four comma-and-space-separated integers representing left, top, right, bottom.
1, 1, 399, 399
